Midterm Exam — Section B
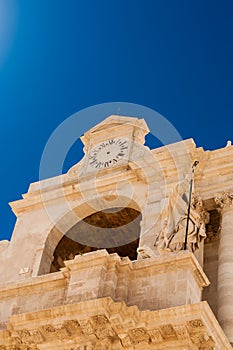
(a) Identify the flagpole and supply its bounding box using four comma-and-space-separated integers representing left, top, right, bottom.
184, 161, 199, 250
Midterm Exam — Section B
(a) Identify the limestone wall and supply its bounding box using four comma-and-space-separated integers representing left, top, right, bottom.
0, 250, 209, 330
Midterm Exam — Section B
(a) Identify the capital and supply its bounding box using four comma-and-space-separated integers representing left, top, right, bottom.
215, 191, 233, 210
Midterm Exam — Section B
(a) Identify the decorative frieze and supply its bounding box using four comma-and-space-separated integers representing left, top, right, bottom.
0, 298, 231, 349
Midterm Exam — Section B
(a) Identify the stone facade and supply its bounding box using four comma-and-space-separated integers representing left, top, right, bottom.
0, 115, 233, 349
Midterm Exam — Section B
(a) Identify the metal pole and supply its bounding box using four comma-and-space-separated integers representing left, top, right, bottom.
184, 161, 199, 250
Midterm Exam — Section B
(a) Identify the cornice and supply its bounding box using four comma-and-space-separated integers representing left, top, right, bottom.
0, 298, 230, 349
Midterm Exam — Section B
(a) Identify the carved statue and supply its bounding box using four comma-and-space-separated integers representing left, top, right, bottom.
154, 174, 208, 253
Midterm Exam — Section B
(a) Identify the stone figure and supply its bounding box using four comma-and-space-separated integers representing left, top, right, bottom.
154, 174, 207, 253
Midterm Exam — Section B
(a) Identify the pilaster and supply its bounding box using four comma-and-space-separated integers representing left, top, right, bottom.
215, 190, 233, 344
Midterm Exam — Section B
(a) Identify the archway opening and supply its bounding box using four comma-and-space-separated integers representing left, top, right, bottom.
50, 207, 142, 272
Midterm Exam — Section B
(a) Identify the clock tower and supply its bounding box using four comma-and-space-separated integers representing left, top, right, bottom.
68, 115, 149, 177
0, 115, 233, 349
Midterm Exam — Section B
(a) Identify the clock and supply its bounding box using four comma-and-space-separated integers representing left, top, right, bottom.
87, 138, 129, 169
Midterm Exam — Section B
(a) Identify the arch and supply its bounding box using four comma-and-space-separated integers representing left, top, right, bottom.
37, 196, 142, 275
50, 207, 142, 272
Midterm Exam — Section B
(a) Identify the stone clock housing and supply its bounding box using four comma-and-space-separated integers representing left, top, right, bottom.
0, 115, 233, 349
88, 138, 129, 169
69, 115, 149, 177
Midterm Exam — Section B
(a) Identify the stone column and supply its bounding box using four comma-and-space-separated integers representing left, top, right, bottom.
215, 191, 233, 344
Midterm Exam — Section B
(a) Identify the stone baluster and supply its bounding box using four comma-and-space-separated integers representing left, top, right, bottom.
215, 191, 233, 344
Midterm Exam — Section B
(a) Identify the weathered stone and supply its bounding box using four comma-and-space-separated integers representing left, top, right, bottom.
0, 115, 233, 348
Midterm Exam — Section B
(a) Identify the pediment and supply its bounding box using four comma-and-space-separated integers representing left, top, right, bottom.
85, 115, 149, 136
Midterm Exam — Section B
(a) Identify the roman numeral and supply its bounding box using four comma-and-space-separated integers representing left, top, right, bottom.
95, 161, 102, 168
89, 154, 97, 159
118, 140, 127, 146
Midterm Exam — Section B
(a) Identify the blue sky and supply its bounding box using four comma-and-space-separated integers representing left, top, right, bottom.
0, 0, 233, 240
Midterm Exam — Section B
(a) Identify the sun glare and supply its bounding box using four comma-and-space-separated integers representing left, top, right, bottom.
0, 0, 18, 68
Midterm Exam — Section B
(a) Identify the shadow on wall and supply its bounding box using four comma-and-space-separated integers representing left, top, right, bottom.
50, 207, 142, 272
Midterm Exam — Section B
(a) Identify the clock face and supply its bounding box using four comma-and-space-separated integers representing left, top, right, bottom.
88, 138, 129, 169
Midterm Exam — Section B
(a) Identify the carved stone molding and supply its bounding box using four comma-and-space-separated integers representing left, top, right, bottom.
0, 250, 211, 333
215, 191, 233, 211
0, 318, 217, 350
0, 298, 231, 349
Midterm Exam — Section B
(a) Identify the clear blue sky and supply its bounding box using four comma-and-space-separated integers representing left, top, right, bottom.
0, 0, 233, 240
